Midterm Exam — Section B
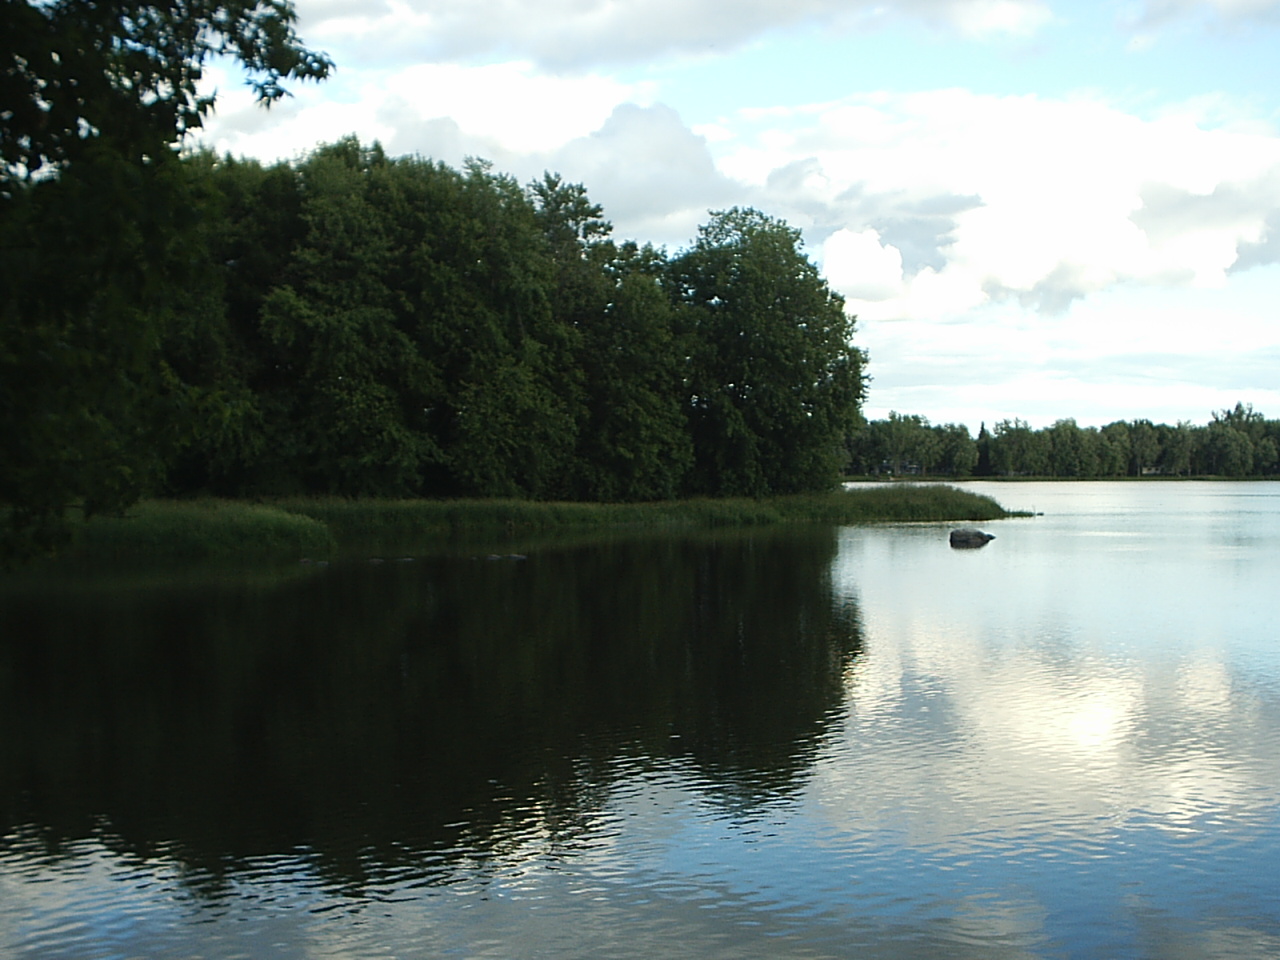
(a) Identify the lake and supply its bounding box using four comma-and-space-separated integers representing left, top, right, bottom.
2, 481, 1278, 959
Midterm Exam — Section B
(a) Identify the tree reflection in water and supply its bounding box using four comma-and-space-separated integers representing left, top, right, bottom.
0, 527, 863, 897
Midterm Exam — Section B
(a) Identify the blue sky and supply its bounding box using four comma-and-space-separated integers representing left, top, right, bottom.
196, 0, 1280, 431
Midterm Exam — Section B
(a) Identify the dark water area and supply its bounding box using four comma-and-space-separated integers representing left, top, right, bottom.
1, 529, 863, 958
2, 485, 1279, 958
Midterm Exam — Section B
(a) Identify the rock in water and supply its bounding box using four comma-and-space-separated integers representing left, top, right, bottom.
950, 528, 995, 548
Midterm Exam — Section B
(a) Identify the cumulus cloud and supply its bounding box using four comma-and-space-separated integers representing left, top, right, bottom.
546, 104, 741, 249
855, 270, 1280, 427
821, 228, 906, 301
195, 1, 1280, 428
198, 60, 654, 165
293, 0, 1052, 72
713, 90, 1280, 322
198, 59, 1280, 328
197, 61, 735, 249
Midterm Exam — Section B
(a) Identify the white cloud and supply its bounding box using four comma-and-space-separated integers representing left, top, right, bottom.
292, 0, 1053, 72
713, 89, 1280, 324
380, 62, 655, 154
545, 105, 741, 249
194, 5, 1280, 427
943, 0, 1054, 35
198, 60, 654, 164
857, 266, 1280, 428
821, 228, 906, 301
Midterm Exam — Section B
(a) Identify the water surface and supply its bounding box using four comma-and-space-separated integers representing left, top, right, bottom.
2, 483, 1278, 958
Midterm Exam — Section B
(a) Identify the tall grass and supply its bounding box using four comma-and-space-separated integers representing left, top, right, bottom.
41, 484, 1016, 564
280, 484, 1015, 545
776, 484, 1018, 523
66, 499, 336, 560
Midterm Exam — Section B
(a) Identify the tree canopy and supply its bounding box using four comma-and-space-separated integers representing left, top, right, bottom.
3, 128, 871, 560
671, 209, 866, 496
165, 150, 866, 502
2, 0, 330, 560
2, 0, 330, 185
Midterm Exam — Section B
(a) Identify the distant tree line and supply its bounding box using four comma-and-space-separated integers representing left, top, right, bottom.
847, 403, 1280, 479
3, 136, 866, 558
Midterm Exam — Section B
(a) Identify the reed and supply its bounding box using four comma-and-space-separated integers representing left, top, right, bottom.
46, 484, 1016, 563
775, 483, 1018, 523
279, 484, 1014, 542
65, 499, 336, 560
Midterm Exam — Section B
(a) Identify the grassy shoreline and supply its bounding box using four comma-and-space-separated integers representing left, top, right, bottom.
47, 484, 1021, 563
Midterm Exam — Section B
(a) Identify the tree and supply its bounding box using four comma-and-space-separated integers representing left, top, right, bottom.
2, 0, 330, 184
990, 419, 1047, 476
1098, 422, 1130, 477
565, 243, 694, 501
1, 155, 184, 552
1203, 419, 1254, 477
934, 423, 978, 477
1045, 419, 1084, 477
670, 208, 866, 496
974, 423, 993, 476
2, 1, 330, 560
435, 159, 581, 497
249, 141, 447, 496
1255, 435, 1278, 475
1129, 419, 1159, 476
1156, 421, 1195, 478
869, 412, 936, 476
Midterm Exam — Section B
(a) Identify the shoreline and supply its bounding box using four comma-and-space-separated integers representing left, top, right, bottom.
26, 484, 1023, 565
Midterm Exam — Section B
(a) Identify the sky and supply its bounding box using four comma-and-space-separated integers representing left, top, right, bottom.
194, 0, 1280, 431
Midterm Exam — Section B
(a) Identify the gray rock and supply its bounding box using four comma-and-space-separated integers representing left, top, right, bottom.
950, 528, 995, 548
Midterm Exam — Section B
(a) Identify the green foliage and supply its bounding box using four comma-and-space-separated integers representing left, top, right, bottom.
772, 484, 1014, 523
990, 419, 1048, 476
48, 484, 1014, 562
850, 402, 1280, 479
844, 412, 972, 478
5, 126, 879, 564
156, 152, 865, 507
847, 413, 977, 478
568, 245, 694, 501
1157, 422, 1196, 477
671, 208, 866, 496
251, 142, 447, 496
64, 499, 334, 560
1, 0, 330, 562
2, 0, 330, 184
1, 147, 195, 560
1044, 419, 1090, 477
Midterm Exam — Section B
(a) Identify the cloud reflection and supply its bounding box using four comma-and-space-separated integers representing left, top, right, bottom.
823, 521, 1280, 850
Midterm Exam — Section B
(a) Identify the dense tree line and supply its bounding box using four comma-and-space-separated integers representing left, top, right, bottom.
157, 141, 866, 502
3, 130, 867, 558
848, 403, 1280, 479
179, 142, 864, 501
3, 0, 865, 561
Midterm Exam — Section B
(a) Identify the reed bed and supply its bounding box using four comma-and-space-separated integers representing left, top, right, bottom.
279, 483, 1011, 541
65, 499, 336, 560
51, 484, 1016, 563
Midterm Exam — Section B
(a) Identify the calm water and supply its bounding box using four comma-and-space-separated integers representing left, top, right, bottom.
2, 482, 1278, 959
